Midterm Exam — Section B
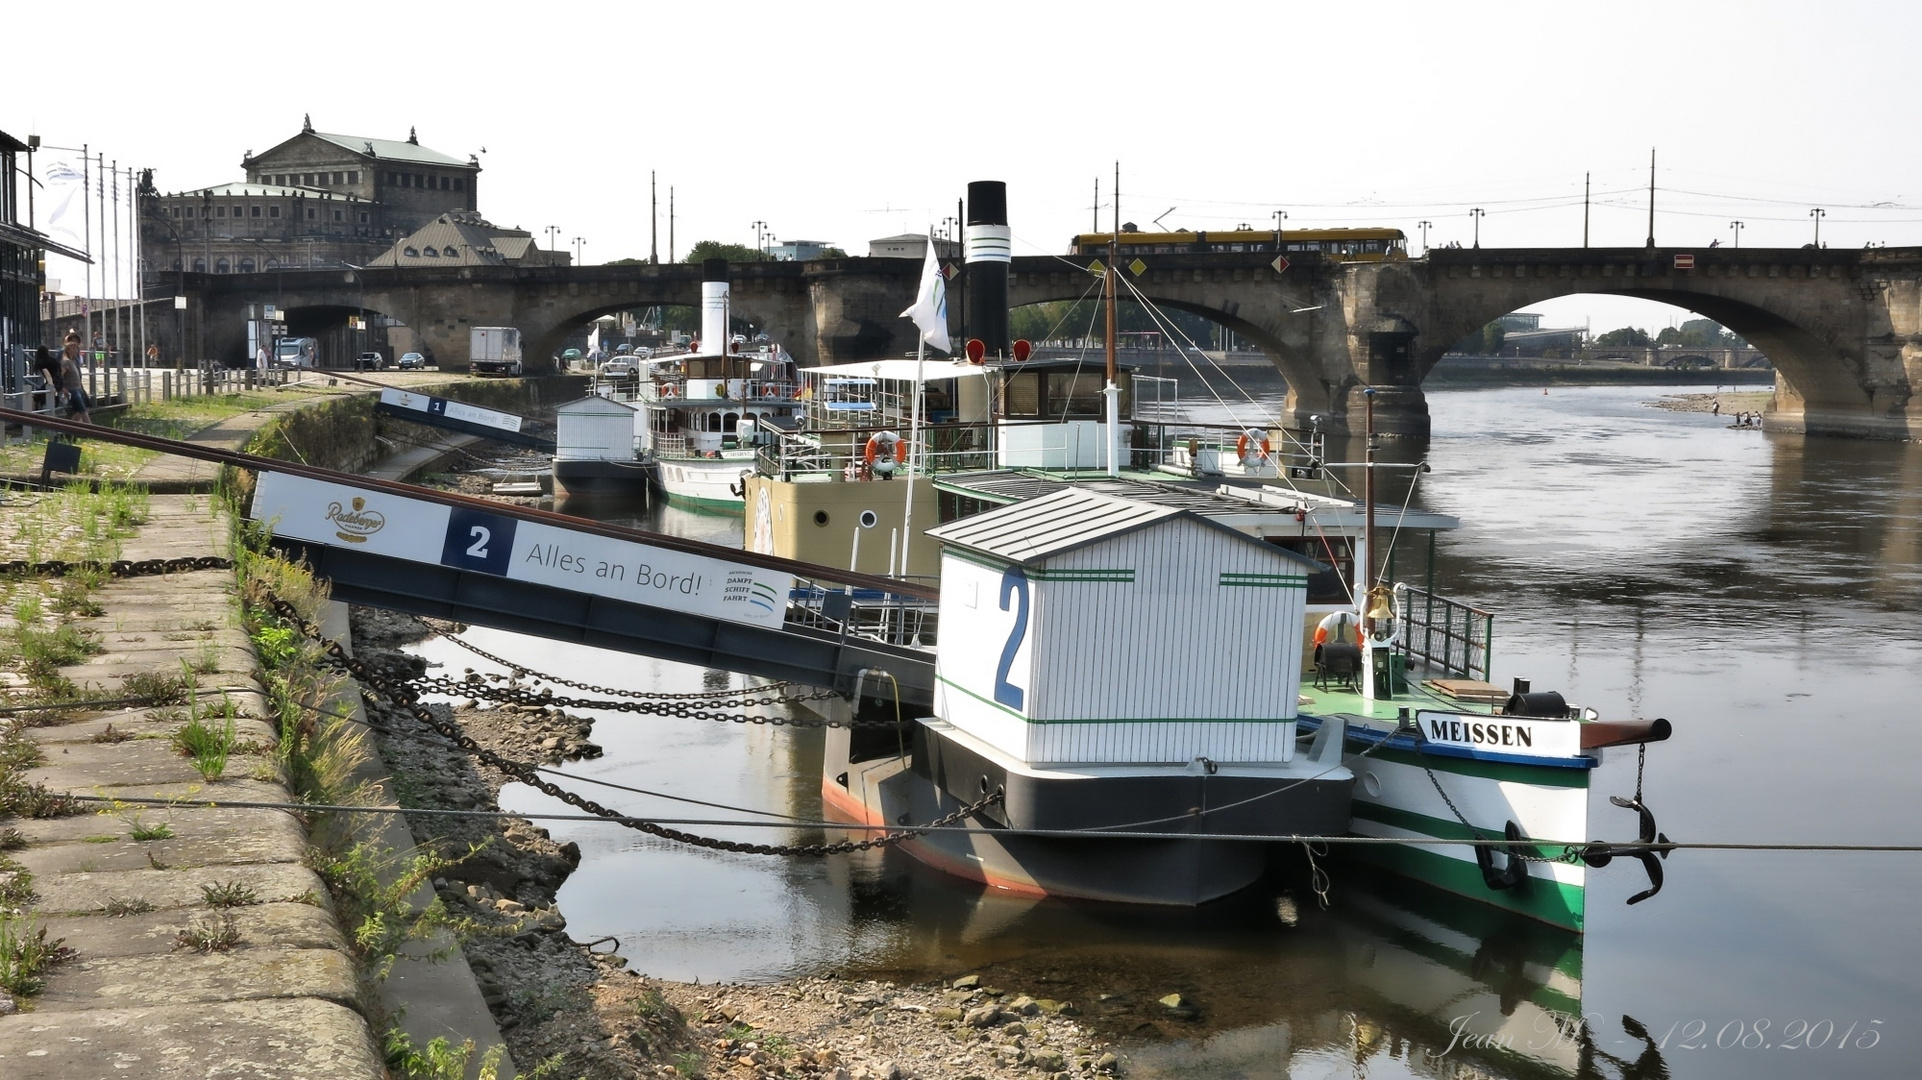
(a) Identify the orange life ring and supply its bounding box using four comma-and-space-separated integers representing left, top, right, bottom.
1236, 429, 1272, 461
863, 432, 906, 465
1314, 611, 1359, 647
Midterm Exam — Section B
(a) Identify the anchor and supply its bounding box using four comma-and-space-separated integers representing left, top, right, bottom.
1473, 819, 1531, 891
1581, 794, 1675, 905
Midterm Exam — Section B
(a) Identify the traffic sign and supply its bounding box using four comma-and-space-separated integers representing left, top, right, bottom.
1673, 253, 1696, 269
1271, 255, 1291, 275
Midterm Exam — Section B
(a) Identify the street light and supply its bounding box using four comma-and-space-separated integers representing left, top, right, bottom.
1417, 220, 1433, 254
544, 225, 560, 261
751, 220, 769, 254
572, 236, 586, 265
1730, 220, 1745, 249
1470, 208, 1486, 249
1272, 210, 1288, 252
1809, 208, 1825, 247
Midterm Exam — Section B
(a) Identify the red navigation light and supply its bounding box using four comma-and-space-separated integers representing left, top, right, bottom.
965, 338, 987, 364
1012, 339, 1032, 363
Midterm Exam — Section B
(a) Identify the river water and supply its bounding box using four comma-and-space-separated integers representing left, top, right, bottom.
413, 384, 1922, 1079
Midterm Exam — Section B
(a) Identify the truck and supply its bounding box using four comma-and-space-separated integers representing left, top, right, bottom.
273, 337, 319, 369
470, 327, 524, 377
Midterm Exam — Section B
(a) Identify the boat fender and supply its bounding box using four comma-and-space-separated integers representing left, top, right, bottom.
1314, 610, 1360, 647
1236, 428, 1271, 463
1473, 819, 1530, 891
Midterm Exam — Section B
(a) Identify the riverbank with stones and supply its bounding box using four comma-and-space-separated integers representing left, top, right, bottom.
351, 498, 1125, 1080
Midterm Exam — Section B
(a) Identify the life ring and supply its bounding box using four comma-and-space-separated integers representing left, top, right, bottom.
864, 428, 907, 463
1236, 428, 1272, 463
1314, 610, 1360, 647
661, 384, 677, 399
762, 384, 778, 399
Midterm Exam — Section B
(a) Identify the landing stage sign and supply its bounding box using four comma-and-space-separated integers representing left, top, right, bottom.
252, 472, 788, 628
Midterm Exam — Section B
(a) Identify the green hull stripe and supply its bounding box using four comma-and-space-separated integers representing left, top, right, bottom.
1351, 802, 1581, 862
1356, 742, 1592, 788
1345, 836, 1586, 933
936, 676, 1294, 725
660, 490, 746, 513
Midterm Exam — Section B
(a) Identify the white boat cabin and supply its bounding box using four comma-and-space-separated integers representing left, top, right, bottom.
554, 395, 640, 463
926, 487, 1320, 767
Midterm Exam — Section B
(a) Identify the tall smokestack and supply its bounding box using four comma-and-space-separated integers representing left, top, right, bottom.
965, 180, 1011, 359
701, 258, 729, 354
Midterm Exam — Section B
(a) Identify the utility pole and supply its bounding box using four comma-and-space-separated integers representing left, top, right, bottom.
1730, 220, 1745, 248
1092, 177, 1099, 234
650, 172, 658, 264
669, 187, 675, 263
1645, 148, 1657, 248
1583, 171, 1590, 247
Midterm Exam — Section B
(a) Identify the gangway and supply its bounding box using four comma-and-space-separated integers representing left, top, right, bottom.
1, 408, 936, 706
373, 388, 556, 452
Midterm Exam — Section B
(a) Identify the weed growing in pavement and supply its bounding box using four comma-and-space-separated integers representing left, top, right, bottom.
90, 723, 134, 744
100, 897, 156, 917
382, 1030, 562, 1080
172, 693, 237, 781
173, 912, 242, 953
0, 828, 24, 852
0, 914, 77, 996
0, 858, 35, 907
121, 669, 192, 706
127, 816, 175, 842
201, 880, 260, 908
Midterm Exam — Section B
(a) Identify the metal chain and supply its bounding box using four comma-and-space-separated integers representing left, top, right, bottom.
419, 617, 836, 703
1422, 765, 1581, 864
273, 596, 998, 856
0, 556, 235, 578
403, 671, 890, 728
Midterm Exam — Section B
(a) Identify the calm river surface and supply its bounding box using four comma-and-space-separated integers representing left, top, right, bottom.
414, 384, 1922, 1079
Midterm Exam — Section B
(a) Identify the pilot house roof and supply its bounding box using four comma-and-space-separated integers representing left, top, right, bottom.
926, 487, 1319, 570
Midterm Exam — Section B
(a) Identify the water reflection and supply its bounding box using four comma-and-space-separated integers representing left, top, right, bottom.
417, 384, 1921, 1078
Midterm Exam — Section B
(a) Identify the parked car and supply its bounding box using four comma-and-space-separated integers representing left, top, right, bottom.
598, 357, 637, 379
397, 352, 426, 370
352, 351, 386, 371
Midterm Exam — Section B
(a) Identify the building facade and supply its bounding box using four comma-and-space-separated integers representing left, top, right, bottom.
139, 117, 480, 284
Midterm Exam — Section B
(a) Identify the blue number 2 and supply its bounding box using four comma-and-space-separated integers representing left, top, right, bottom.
993, 567, 1029, 711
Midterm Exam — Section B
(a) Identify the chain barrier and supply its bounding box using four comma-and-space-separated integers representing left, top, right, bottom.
0, 556, 235, 578
402, 671, 889, 729
1421, 765, 1583, 865
418, 617, 838, 704
273, 596, 998, 856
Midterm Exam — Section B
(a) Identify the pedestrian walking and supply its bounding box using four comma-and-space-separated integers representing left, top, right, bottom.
57, 334, 92, 424
31, 345, 63, 412
1712, 399, 1721, 416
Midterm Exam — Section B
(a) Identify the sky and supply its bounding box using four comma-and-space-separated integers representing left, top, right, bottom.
12, 0, 1922, 336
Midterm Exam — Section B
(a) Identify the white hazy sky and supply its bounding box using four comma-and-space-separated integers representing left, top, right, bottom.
13, 0, 1920, 335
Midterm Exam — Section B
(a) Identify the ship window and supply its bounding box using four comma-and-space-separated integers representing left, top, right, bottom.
1002, 371, 1041, 417
1045, 370, 1112, 417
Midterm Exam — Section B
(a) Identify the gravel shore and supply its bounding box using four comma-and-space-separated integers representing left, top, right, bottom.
1645, 390, 1773, 415
349, 608, 1122, 1080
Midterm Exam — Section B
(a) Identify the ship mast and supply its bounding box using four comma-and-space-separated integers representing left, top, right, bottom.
1103, 162, 1121, 477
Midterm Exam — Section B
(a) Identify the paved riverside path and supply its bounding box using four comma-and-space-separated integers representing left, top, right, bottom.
0, 497, 386, 1078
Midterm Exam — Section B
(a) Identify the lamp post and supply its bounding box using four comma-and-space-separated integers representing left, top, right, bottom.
1730, 220, 1745, 249
1417, 220, 1432, 254
751, 220, 769, 254
1809, 208, 1825, 247
1272, 209, 1288, 252
544, 225, 560, 261
1470, 208, 1485, 249
572, 236, 586, 265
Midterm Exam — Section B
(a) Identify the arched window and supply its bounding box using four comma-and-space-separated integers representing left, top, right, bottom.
707, 413, 723, 432
192, 258, 206, 272
238, 258, 255, 273
171, 258, 183, 271
264, 257, 279, 269
215, 258, 230, 273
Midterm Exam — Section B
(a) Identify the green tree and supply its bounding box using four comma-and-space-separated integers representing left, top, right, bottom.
1481, 321, 1506, 354
816, 246, 849, 260
682, 241, 768, 264
1595, 326, 1653, 347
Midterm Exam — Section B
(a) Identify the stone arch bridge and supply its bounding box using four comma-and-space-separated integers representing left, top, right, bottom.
184, 246, 1922, 439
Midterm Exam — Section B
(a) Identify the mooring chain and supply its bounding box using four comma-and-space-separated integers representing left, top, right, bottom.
400, 672, 884, 729
272, 596, 998, 856
0, 556, 235, 578
1421, 765, 1582, 865
421, 620, 837, 703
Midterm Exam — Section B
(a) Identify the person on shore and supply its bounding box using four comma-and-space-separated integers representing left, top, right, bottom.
146, 343, 160, 366
32, 345, 63, 412
57, 334, 92, 424
1712, 399, 1721, 416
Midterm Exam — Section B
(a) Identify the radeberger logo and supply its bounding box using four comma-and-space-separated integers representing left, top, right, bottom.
326, 497, 386, 544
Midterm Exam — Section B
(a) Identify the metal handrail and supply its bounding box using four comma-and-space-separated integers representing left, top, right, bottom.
1394, 583, 1493, 681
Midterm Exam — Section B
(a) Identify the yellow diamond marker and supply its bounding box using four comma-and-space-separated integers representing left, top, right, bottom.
1129, 258, 1148, 277
1087, 259, 1106, 277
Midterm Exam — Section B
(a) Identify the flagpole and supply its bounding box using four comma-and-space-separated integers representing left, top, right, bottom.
901, 331, 924, 580
82, 145, 92, 357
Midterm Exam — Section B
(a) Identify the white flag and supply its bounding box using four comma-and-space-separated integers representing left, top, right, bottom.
899, 233, 950, 354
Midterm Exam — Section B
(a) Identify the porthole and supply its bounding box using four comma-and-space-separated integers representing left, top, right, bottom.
812, 510, 830, 526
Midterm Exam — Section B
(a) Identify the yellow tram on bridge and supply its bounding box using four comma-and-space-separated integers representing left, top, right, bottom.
1069, 226, 1407, 261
